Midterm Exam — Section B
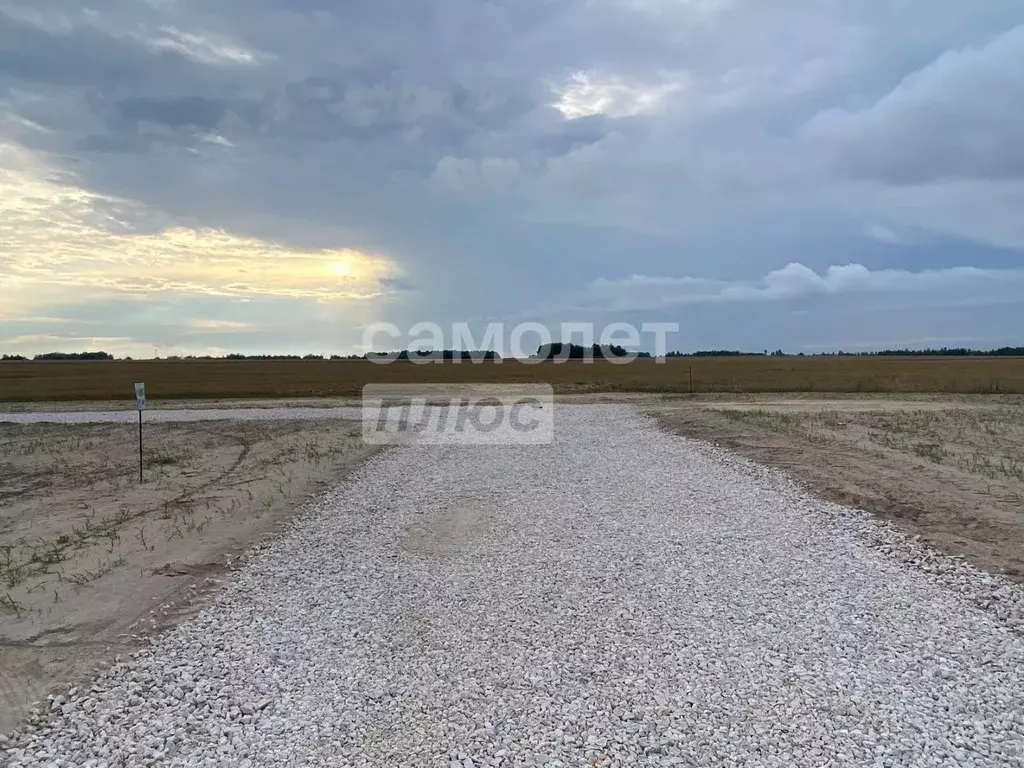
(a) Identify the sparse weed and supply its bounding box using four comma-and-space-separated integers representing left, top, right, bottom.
913, 442, 948, 464
0, 592, 24, 616
145, 450, 181, 468
2, 418, 363, 616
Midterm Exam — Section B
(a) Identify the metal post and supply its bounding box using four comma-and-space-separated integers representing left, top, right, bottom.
689, 365, 694, 396
138, 409, 143, 482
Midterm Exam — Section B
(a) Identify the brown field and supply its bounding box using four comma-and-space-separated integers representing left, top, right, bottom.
2, 356, 1024, 401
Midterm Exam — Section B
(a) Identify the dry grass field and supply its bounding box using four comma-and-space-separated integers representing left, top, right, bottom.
2, 356, 1024, 401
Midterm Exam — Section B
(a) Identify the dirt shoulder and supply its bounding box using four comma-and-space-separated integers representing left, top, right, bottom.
0, 419, 379, 734
651, 397, 1024, 584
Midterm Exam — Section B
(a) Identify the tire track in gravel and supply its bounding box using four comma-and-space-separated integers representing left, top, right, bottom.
4, 406, 1024, 767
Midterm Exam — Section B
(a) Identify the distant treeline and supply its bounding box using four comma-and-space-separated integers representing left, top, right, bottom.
3, 346, 1024, 362
667, 347, 1024, 358
1, 352, 116, 361
871, 347, 1024, 357
537, 343, 653, 359
180, 351, 500, 361
225, 353, 330, 360
667, 350, 768, 357
171, 354, 364, 360
366, 350, 501, 361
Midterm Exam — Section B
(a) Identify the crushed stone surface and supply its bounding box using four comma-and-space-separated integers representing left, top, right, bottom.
5, 406, 1024, 767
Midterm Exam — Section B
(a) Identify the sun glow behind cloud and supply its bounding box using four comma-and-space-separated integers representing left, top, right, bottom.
0, 142, 401, 318
554, 70, 686, 119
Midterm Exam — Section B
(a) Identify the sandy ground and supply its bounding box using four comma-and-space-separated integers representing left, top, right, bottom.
651, 397, 1024, 583
0, 386, 554, 414
0, 418, 378, 734
0, 408, 364, 425
6, 390, 1017, 416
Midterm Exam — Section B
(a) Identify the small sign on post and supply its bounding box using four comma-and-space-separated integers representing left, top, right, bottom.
134, 383, 146, 482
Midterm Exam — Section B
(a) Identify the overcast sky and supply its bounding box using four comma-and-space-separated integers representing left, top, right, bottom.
1, 0, 1022, 356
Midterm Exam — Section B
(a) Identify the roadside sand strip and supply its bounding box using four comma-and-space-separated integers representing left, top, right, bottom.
0, 408, 365, 424
0, 419, 378, 736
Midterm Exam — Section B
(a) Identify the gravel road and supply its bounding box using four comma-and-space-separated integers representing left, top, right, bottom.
0, 408, 364, 424
5, 406, 1024, 766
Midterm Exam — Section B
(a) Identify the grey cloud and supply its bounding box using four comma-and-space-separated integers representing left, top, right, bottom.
0, 16, 159, 90
268, 71, 549, 151
867, 180, 1024, 251
530, 115, 615, 156
0, 7, 242, 93
378, 277, 416, 292
74, 95, 256, 154
116, 96, 227, 130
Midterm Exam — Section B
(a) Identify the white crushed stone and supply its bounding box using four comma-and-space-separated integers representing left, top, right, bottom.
4, 405, 1023, 767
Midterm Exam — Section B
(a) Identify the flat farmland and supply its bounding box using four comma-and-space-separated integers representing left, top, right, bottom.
3, 356, 1024, 401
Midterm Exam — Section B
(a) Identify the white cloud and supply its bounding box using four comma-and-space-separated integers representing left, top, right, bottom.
803, 24, 1024, 184
1, 333, 135, 348
199, 133, 235, 148
558, 263, 1024, 313
134, 26, 264, 66
553, 70, 686, 118
184, 320, 254, 332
